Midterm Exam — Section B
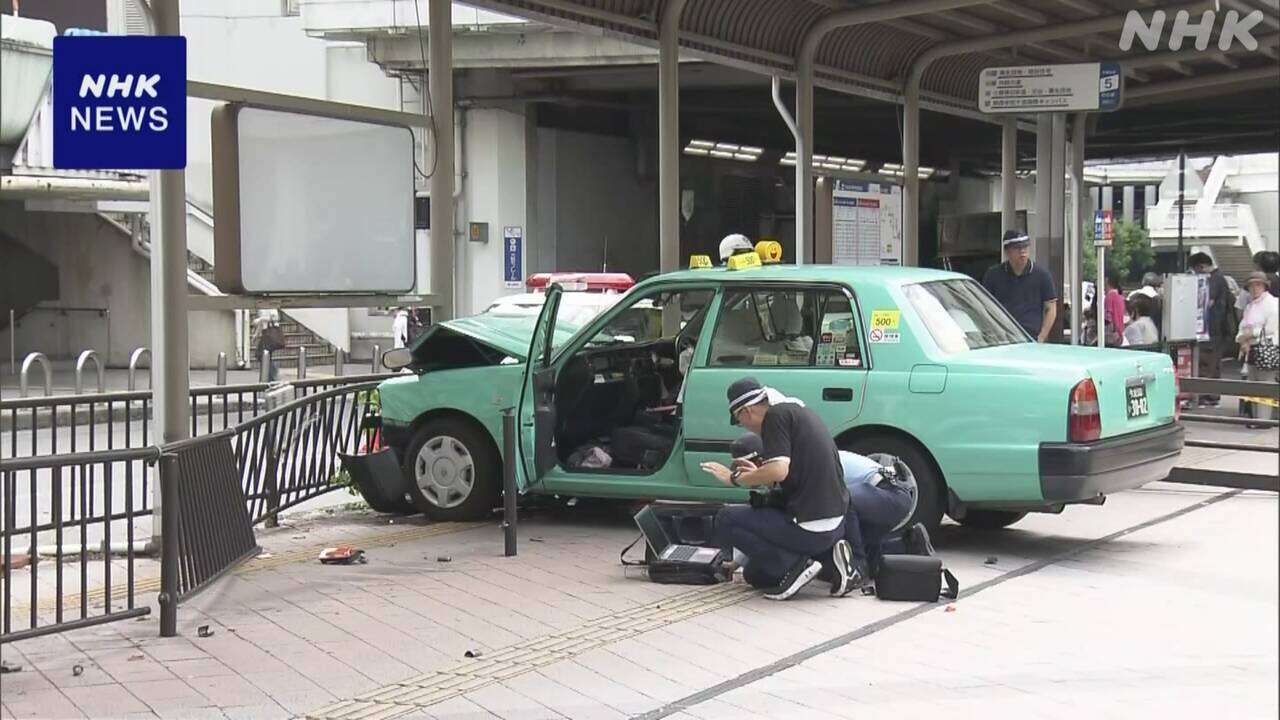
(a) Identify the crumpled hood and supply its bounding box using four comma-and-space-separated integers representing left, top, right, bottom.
416, 313, 582, 360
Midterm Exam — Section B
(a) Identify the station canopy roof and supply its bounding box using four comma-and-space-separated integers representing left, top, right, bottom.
464, 0, 1280, 159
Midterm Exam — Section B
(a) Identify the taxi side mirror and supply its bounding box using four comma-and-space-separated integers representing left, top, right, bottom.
382, 347, 413, 371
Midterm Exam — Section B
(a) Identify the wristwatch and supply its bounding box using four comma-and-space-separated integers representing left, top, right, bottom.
729, 469, 744, 487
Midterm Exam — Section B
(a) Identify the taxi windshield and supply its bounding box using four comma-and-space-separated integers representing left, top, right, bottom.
902, 279, 1029, 353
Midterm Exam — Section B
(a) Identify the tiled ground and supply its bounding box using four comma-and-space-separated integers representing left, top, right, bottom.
1, 483, 1276, 720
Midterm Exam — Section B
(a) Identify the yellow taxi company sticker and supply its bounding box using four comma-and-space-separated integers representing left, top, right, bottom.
689, 254, 713, 269
868, 328, 900, 344
728, 252, 762, 271
870, 309, 901, 331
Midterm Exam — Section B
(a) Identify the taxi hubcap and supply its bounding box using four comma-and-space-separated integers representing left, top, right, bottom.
414, 435, 475, 509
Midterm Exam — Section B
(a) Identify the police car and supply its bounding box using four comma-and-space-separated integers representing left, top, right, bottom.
376, 248, 1183, 532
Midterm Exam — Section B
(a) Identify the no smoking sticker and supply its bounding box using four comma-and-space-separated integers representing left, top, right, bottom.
869, 329, 900, 344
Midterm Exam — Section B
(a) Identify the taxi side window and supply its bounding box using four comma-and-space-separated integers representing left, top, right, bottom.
708, 288, 861, 368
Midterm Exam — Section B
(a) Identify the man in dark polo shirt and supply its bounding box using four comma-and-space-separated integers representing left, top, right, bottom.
982, 230, 1058, 342
701, 378, 859, 601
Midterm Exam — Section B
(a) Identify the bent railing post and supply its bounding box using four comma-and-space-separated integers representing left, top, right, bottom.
334, 347, 344, 377
370, 344, 380, 374
128, 347, 152, 391
158, 451, 179, 637
19, 352, 53, 397
75, 350, 106, 395
259, 350, 271, 383
216, 352, 227, 386
297, 346, 307, 380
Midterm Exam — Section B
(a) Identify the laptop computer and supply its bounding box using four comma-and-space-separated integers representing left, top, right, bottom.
633, 505, 723, 566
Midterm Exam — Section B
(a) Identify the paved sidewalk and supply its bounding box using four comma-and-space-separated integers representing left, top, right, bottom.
1, 484, 1276, 720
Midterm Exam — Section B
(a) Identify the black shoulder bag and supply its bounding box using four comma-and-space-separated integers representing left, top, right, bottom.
874, 554, 959, 602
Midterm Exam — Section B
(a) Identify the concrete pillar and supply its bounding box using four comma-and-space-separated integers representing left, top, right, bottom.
658, 0, 687, 274
1001, 117, 1017, 234
459, 107, 528, 315
429, 0, 455, 320
1122, 185, 1135, 224
149, 0, 188, 531
1101, 186, 1114, 216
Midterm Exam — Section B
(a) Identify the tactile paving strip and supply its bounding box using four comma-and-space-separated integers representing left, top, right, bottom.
305, 582, 754, 720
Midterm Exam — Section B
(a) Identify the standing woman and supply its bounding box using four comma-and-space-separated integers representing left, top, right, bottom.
1237, 271, 1280, 423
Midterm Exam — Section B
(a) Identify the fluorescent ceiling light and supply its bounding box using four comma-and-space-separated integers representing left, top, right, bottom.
779, 151, 865, 172
685, 139, 761, 163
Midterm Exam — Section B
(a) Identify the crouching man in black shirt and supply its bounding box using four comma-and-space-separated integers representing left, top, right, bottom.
701, 377, 861, 600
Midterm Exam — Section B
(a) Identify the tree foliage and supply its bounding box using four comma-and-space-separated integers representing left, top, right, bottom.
1083, 219, 1155, 284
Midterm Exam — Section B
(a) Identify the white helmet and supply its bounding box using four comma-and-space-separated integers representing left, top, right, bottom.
719, 233, 754, 263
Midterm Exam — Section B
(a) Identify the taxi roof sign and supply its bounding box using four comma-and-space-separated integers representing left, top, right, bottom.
689, 254, 713, 269
727, 252, 762, 271
755, 240, 782, 264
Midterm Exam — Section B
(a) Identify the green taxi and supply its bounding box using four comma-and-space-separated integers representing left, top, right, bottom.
376, 261, 1183, 532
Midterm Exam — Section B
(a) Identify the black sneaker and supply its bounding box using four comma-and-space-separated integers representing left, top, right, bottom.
904, 522, 936, 556
830, 539, 864, 596
764, 559, 822, 601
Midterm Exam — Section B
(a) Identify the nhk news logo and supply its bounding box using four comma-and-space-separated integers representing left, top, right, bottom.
53, 35, 186, 170
1120, 8, 1266, 52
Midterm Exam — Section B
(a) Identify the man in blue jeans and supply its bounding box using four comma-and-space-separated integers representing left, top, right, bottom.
700, 378, 859, 600
732, 434, 933, 576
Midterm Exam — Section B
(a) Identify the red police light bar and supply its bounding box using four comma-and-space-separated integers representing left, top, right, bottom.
526, 273, 635, 293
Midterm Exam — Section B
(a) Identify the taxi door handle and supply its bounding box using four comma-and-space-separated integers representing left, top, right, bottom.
822, 387, 853, 402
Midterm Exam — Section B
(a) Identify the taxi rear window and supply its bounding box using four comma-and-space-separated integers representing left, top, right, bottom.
903, 279, 1028, 353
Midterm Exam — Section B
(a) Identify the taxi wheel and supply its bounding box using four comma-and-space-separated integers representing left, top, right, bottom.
956, 510, 1027, 530
402, 419, 499, 521
843, 434, 943, 535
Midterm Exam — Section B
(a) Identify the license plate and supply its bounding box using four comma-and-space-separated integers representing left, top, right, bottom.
1126, 384, 1149, 419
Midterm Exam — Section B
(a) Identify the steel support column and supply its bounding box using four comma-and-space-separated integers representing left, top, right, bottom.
1001, 117, 1017, 234
658, 0, 687, 274
1050, 113, 1067, 342
429, 0, 456, 320
1070, 113, 1087, 345
149, 0, 188, 536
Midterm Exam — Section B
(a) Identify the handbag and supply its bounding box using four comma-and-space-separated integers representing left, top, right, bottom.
873, 554, 959, 602
1248, 337, 1279, 371
261, 323, 287, 352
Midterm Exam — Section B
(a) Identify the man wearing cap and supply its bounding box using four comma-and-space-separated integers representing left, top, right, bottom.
701, 378, 859, 600
982, 230, 1059, 342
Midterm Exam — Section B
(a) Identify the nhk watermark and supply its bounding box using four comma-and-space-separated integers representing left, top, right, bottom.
1120, 9, 1266, 52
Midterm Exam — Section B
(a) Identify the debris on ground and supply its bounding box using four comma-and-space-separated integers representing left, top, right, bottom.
72, 664, 84, 676
528, 537, 544, 543
464, 650, 483, 658
944, 604, 957, 612
0, 660, 22, 674
291, 535, 308, 540
318, 546, 367, 564
984, 556, 998, 565
436, 555, 452, 563
197, 625, 214, 638
128, 654, 145, 662
1, 553, 32, 571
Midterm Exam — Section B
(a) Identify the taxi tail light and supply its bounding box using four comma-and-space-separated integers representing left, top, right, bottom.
1069, 378, 1102, 443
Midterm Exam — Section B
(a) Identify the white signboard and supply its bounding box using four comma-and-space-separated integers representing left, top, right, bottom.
213, 106, 416, 294
831, 180, 901, 267
979, 62, 1122, 113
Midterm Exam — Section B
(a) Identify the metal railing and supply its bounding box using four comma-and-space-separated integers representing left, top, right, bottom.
1, 446, 157, 643
1171, 376, 1279, 493
2, 379, 384, 643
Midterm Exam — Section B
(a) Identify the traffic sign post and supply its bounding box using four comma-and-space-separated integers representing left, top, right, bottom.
1093, 209, 1112, 350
